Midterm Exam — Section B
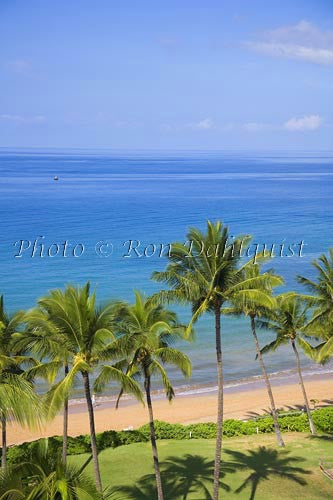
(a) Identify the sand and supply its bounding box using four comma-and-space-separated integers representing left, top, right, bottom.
7, 374, 332, 445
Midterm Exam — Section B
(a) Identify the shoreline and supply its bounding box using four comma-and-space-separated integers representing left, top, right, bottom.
64, 363, 333, 409
8, 370, 332, 445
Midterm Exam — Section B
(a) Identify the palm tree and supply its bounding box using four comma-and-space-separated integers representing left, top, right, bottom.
14, 312, 71, 463
0, 438, 103, 499
96, 291, 192, 500
152, 220, 281, 498
258, 293, 317, 435
224, 263, 285, 446
298, 248, 333, 364
0, 296, 44, 471
18, 283, 141, 492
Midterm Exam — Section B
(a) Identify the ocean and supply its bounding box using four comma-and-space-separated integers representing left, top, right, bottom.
1, 149, 332, 398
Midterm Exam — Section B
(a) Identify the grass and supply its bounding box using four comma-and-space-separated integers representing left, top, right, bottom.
70, 433, 333, 499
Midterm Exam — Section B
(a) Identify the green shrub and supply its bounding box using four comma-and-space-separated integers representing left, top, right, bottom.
256, 417, 274, 434
278, 413, 309, 432
5, 406, 332, 464
96, 430, 119, 450
117, 430, 148, 446
223, 419, 247, 437
67, 435, 90, 455
139, 421, 188, 440
6, 442, 31, 464
187, 422, 217, 439
313, 407, 333, 434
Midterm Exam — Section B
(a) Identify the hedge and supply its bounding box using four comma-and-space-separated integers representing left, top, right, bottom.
5, 407, 333, 464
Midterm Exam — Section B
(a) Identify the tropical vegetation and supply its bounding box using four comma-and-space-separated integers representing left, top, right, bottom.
95, 291, 191, 500
0, 221, 332, 499
258, 293, 317, 435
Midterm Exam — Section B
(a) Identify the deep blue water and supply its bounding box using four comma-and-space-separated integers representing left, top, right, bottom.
1, 150, 332, 395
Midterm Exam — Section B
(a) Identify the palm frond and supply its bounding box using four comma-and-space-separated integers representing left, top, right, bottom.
155, 347, 192, 378
94, 365, 143, 404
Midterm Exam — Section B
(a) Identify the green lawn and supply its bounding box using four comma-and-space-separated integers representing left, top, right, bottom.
70, 433, 333, 499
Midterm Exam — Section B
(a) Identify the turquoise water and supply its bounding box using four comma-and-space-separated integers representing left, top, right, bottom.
1, 149, 332, 394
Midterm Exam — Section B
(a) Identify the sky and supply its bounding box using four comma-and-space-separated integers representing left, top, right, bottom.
0, 0, 332, 150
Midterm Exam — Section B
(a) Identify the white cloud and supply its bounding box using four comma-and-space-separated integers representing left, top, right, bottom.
248, 41, 333, 65
193, 118, 213, 130
246, 20, 333, 65
284, 114, 322, 131
0, 114, 46, 124
241, 115, 322, 133
162, 115, 323, 134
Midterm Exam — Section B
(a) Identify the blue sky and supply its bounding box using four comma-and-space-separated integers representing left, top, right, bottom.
1, 0, 332, 150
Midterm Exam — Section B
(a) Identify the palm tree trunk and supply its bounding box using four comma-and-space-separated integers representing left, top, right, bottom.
250, 315, 285, 447
1, 413, 6, 472
213, 303, 223, 500
62, 364, 69, 464
144, 372, 164, 500
82, 370, 102, 492
291, 340, 317, 435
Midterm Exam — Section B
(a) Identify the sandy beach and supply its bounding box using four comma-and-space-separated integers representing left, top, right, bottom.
8, 373, 332, 445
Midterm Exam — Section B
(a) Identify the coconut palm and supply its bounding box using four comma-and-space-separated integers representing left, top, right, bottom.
0, 438, 103, 499
17, 283, 142, 492
14, 313, 71, 463
152, 220, 282, 498
258, 293, 317, 435
0, 296, 44, 471
223, 263, 285, 446
95, 291, 192, 500
0, 464, 24, 499
298, 248, 333, 364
